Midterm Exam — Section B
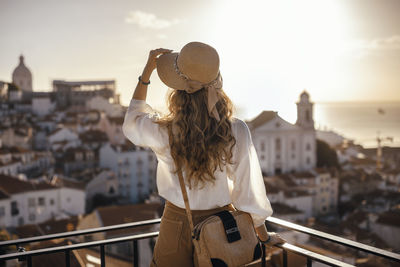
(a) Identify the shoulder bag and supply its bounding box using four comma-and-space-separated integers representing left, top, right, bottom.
177, 169, 266, 267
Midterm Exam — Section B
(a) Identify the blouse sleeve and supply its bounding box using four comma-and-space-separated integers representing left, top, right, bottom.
227, 119, 273, 227
122, 98, 167, 151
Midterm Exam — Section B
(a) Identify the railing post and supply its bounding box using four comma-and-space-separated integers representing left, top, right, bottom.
307, 257, 312, 267
27, 255, 32, 267
283, 249, 288, 267
65, 249, 70, 267
133, 240, 138, 267
100, 245, 105, 267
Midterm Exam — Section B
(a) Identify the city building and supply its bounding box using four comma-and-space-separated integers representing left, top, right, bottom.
0, 174, 85, 227
53, 80, 117, 109
99, 142, 157, 203
77, 203, 161, 266
12, 55, 32, 93
247, 91, 316, 176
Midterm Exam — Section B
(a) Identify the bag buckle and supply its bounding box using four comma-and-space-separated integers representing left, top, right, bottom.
226, 226, 239, 235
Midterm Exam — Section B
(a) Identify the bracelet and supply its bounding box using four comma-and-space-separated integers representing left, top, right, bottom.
138, 75, 150, 85
259, 235, 271, 244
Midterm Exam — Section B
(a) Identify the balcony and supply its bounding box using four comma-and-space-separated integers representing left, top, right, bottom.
0, 216, 399, 267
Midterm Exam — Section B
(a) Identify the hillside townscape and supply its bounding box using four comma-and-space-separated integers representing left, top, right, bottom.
0, 55, 399, 266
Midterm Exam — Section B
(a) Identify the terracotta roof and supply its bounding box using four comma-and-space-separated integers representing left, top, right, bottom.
95, 203, 162, 237
313, 168, 329, 174
3, 146, 31, 154
345, 210, 368, 224
110, 142, 144, 152
283, 189, 311, 198
271, 203, 303, 215
79, 129, 108, 143
277, 174, 297, 187
264, 182, 280, 194
51, 176, 86, 191
108, 116, 124, 124
246, 111, 277, 130
0, 174, 57, 194
349, 157, 376, 165
375, 210, 400, 227
291, 172, 315, 179
0, 189, 10, 200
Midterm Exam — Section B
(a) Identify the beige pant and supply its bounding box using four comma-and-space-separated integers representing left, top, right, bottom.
150, 201, 233, 267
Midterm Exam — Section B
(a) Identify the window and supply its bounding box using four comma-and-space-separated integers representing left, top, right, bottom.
66, 197, 71, 203
29, 213, 36, 222
11, 201, 19, 216
260, 142, 265, 152
75, 152, 83, 161
306, 143, 311, 151
291, 140, 296, 150
306, 157, 310, 164
38, 197, 45, 206
0, 207, 5, 217
275, 138, 281, 151
260, 155, 265, 160
50, 199, 55, 206
291, 154, 295, 159
28, 198, 36, 207
276, 154, 280, 160
306, 110, 310, 122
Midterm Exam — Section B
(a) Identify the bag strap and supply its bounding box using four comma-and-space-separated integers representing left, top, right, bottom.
167, 124, 196, 235
177, 169, 196, 236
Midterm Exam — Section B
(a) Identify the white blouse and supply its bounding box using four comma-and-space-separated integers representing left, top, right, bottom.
122, 98, 273, 227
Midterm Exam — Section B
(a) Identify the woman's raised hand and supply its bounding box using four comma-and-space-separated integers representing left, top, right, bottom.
145, 48, 173, 72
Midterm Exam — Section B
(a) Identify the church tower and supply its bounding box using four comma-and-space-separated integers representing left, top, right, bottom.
12, 54, 33, 92
296, 90, 314, 129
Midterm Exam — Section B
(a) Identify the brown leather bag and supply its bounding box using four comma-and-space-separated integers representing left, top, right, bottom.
177, 169, 265, 267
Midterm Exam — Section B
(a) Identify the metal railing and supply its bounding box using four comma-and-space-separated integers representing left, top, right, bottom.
0, 216, 399, 267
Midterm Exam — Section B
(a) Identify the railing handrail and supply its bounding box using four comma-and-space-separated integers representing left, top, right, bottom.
0, 218, 161, 248
0, 231, 159, 261
1, 216, 399, 263
0, 231, 356, 267
266, 216, 400, 262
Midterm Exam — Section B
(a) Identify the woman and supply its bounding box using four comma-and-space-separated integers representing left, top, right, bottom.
122, 42, 285, 266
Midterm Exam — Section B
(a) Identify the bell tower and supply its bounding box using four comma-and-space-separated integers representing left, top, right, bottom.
296, 90, 314, 129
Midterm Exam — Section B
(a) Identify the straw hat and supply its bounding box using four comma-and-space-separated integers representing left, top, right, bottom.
156, 42, 223, 121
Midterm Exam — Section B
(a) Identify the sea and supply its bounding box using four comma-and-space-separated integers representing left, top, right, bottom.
313, 102, 400, 148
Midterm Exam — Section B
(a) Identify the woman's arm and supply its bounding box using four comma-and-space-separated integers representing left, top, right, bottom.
132, 48, 172, 101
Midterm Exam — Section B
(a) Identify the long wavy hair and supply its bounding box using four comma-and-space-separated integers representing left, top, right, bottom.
156, 88, 236, 188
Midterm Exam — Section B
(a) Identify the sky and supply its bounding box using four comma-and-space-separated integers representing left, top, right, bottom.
0, 0, 399, 122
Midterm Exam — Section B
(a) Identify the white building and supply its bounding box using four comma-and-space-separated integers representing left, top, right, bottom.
265, 168, 339, 218
86, 95, 124, 117
32, 96, 55, 117
247, 91, 316, 176
370, 210, 400, 251
99, 143, 157, 203
47, 127, 80, 151
0, 174, 85, 227
85, 169, 119, 201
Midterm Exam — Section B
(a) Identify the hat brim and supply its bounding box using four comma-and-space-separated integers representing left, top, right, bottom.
156, 52, 188, 91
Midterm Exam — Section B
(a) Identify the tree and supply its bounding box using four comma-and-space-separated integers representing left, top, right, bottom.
316, 139, 340, 168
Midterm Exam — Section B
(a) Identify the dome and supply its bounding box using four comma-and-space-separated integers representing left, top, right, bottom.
12, 55, 33, 92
